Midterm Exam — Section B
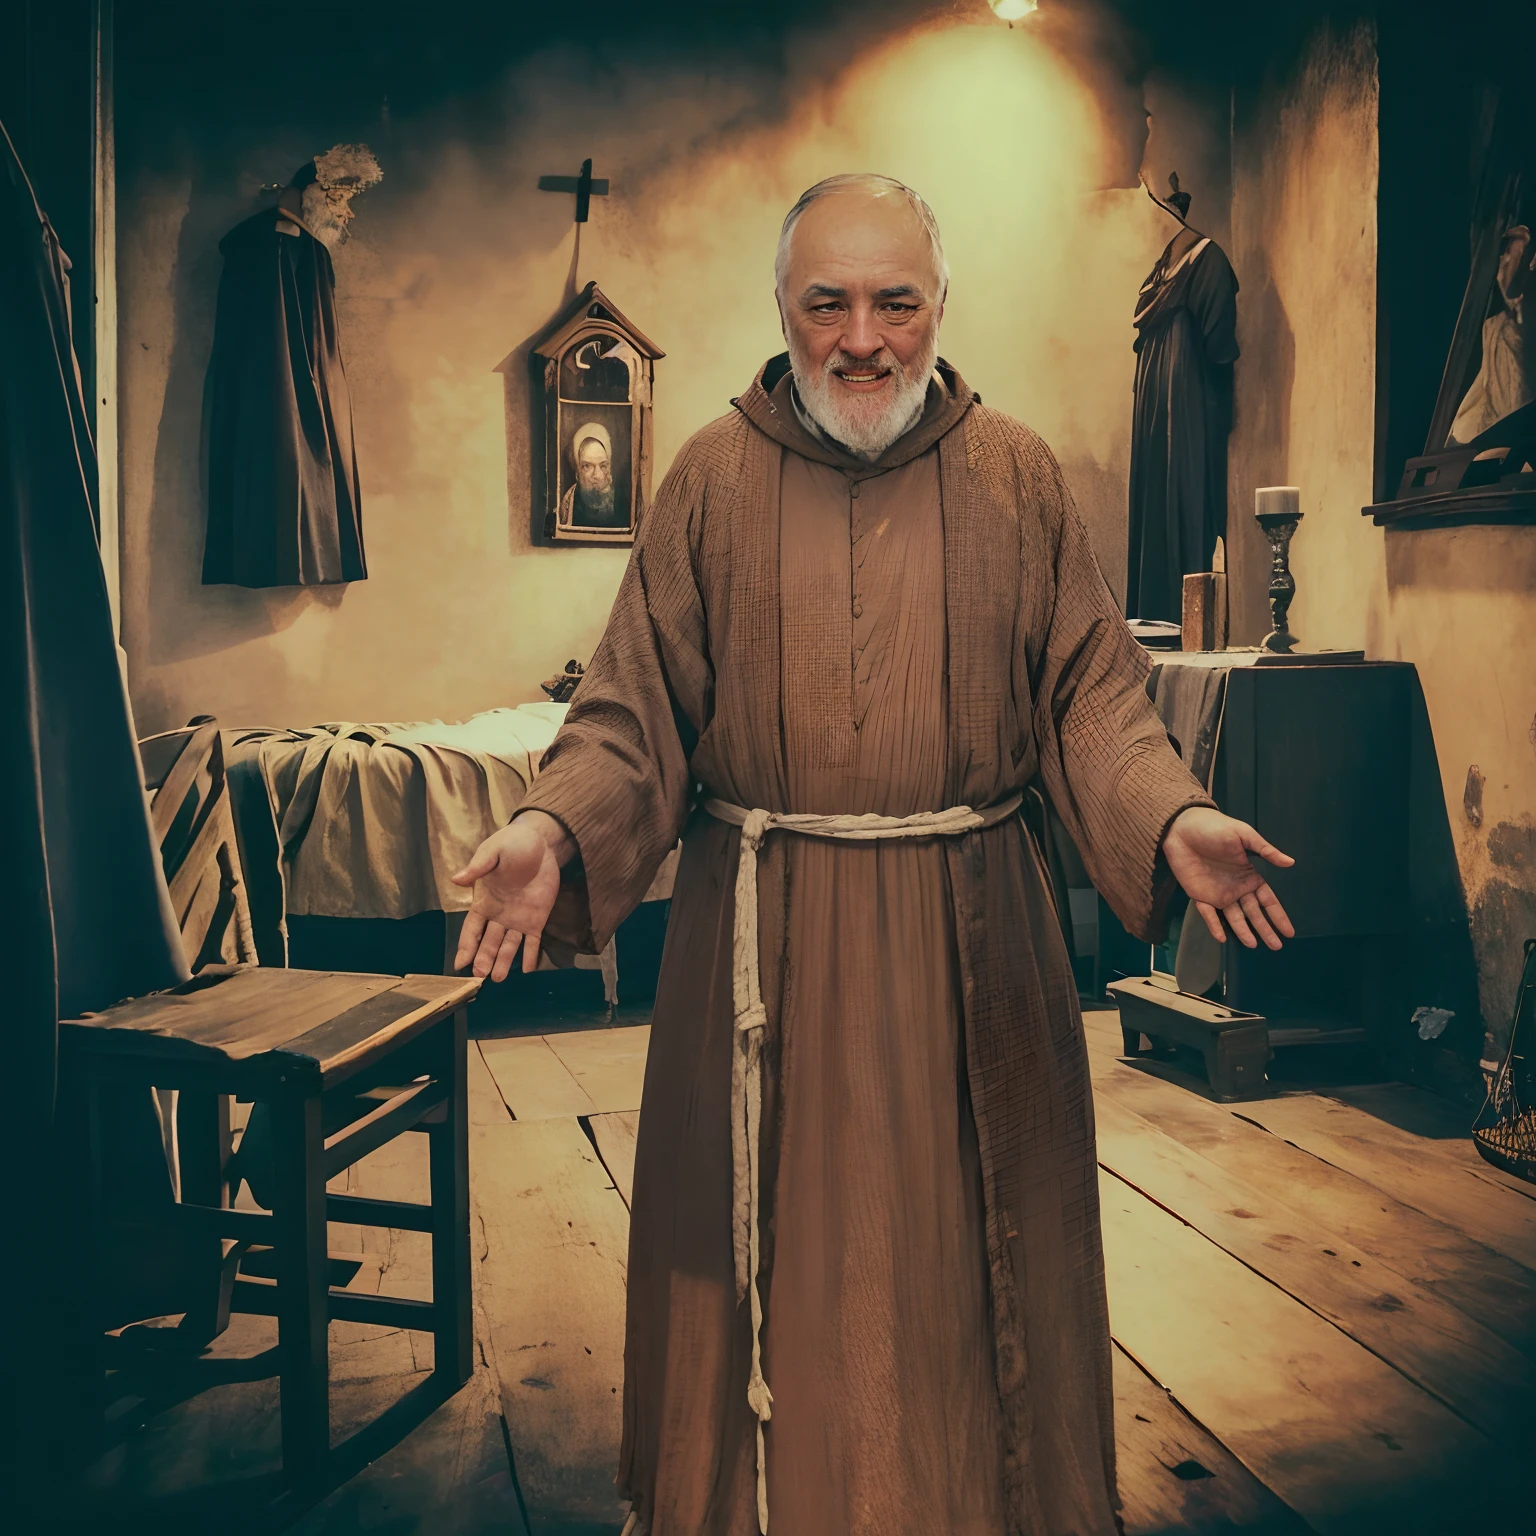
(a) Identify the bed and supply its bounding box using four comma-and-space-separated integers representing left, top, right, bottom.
223, 703, 675, 1001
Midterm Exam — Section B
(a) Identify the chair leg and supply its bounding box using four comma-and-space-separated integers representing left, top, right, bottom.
176, 1091, 234, 1346
272, 1087, 329, 1484
429, 1008, 474, 1387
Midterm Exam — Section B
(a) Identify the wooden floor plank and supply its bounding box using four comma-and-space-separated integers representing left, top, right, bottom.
1235, 1093, 1536, 1270
472, 1116, 629, 1532
478, 1034, 598, 1120
543, 1026, 650, 1115
587, 1111, 639, 1209
1084, 1015, 1536, 1360
289, 1365, 524, 1536
1112, 1343, 1311, 1535
469, 1039, 512, 1127
1094, 1094, 1536, 1448
1100, 1166, 1506, 1534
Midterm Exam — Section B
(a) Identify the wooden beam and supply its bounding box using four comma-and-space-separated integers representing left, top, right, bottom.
91, 0, 119, 634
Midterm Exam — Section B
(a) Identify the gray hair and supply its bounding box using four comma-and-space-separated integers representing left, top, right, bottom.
774, 173, 949, 301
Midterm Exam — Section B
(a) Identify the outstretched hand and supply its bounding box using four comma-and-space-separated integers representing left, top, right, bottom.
1162, 806, 1296, 951
450, 812, 571, 982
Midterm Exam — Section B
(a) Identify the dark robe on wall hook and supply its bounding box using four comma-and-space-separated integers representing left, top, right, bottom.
202, 148, 379, 587
1126, 173, 1239, 623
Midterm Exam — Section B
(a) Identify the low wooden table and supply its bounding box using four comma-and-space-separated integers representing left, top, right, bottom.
62, 965, 481, 1484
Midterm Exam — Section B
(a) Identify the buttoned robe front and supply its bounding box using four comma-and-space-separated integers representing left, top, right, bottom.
517, 356, 1212, 1536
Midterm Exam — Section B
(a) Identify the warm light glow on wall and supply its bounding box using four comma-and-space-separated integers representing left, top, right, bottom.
988, 0, 1039, 20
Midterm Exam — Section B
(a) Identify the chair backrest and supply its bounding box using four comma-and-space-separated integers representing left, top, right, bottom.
140, 719, 258, 972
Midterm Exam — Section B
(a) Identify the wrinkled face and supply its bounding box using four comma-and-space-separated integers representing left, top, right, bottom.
778, 187, 945, 457
576, 438, 612, 493
301, 183, 362, 248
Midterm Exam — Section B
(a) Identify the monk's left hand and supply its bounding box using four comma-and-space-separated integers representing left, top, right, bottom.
1162, 806, 1296, 950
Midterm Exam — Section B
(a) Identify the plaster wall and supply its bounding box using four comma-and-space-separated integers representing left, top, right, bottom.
1228, 17, 1536, 1059
117, 12, 1183, 738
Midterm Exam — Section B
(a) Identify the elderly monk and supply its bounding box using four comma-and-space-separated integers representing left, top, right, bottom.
453, 173, 1294, 1536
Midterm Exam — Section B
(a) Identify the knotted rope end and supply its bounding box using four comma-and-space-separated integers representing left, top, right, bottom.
747, 1374, 774, 1421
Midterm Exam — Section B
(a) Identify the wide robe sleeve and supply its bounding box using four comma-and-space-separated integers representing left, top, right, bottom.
514, 439, 714, 950
1023, 440, 1214, 942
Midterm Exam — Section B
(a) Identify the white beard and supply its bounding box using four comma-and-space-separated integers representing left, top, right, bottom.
788, 329, 938, 461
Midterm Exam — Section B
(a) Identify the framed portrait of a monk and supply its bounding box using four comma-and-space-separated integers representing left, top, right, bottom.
533, 282, 664, 544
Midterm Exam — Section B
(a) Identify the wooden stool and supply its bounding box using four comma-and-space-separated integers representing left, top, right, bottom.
63, 965, 481, 1484
1108, 975, 1272, 1101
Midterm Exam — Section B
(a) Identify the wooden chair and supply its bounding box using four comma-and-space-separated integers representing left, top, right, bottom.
64, 966, 480, 1485
140, 719, 258, 971
139, 718, 261, 1330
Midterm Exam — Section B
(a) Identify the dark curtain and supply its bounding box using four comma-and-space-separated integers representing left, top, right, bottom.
1126, 236, 1239, 622
1, 117, 187, 1127
2, 117, 188, 1467
202, 208, 368, 587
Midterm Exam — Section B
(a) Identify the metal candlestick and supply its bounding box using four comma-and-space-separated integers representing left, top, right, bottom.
1254, 486, 1303, 654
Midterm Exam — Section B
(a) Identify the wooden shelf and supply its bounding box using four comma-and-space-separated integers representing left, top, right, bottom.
1362, 485, 1536, 529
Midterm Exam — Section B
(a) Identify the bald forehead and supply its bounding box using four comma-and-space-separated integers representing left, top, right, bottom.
784, 188, 944, 296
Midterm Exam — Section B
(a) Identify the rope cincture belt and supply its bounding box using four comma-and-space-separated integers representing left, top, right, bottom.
702, 790, 1024, 1533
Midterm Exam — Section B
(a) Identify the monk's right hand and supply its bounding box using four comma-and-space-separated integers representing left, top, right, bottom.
450, 813, 568, 982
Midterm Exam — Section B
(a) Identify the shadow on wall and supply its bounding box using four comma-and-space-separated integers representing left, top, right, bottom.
1224, 247, 1296, 645
493, 284, 583, 555
495, 333, 541, 555
1059, 448, 1131, 606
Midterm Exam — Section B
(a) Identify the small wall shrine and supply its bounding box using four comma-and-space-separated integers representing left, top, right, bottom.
533, 282, 664, 544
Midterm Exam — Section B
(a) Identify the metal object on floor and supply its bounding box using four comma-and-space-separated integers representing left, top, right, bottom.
1473, 937, 1536, 1184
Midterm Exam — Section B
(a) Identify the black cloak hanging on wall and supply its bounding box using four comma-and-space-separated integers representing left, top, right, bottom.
202, 208, 367, 587
1, 120, 188, 1136
1126, 235, 1239, 622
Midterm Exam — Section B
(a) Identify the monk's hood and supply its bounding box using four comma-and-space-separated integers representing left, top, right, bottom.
733, 352, 977, 474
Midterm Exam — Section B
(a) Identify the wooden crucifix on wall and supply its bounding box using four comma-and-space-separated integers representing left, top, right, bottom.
537, 158, 609, 223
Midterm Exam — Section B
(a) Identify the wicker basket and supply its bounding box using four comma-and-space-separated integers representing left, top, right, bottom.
1472, 938, 1536, 1184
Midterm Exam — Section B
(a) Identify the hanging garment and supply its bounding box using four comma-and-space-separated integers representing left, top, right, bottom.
202, 207, 367, 587
1, 117, 187, 1129
3, 117, 189, 1444
1126, 234, 1239, 622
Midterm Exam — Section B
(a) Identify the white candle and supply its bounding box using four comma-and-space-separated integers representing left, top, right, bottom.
1254, 485, 1301, 518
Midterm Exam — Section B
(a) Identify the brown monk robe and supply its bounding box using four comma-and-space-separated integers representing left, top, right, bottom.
516, 352, 1214, 1536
